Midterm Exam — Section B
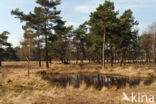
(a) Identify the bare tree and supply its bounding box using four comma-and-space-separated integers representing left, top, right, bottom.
23, 37, 31, 79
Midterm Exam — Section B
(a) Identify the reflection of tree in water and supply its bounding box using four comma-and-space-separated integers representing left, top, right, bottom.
144, 80, 153, 85
110, 77, 127, 89
128, 79, 140, 88
43, 74, 155, 90
70, 75, 80, 88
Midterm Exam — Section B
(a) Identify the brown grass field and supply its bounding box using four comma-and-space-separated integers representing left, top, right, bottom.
0, 61, 156, 104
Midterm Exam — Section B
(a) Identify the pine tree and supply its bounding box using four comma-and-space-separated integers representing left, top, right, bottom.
119, 9, 138, 66
73, 22, 88, 63
49, 20, 73, 64
89, 0, 118, 68
0, 31, 11, 66
11, 0, 62, 68
35, 0, 61, 68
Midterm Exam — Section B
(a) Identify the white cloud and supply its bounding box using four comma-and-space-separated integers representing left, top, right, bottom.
8, 36, 21, 47
66, 22, 80, 28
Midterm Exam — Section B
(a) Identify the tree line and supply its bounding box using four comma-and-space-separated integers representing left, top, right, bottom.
0, 0, 156, 68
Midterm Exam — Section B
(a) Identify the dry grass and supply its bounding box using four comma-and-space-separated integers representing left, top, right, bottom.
41, 61, 156, 78
0, 61, 156, 104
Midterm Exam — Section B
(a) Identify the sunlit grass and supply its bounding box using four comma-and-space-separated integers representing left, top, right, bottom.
0, 61, 156, 104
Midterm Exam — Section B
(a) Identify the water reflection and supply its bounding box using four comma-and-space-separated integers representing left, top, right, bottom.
43, 74, 155, 90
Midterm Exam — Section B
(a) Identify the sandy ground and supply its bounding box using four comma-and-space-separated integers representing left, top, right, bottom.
0, 61, 156, 104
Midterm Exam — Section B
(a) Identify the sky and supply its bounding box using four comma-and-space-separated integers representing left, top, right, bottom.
0, 0, 156, 47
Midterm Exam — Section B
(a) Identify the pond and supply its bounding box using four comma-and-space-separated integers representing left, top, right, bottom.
42, 73, 155, 90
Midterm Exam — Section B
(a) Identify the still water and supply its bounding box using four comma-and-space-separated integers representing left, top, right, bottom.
42, 73, 155, 90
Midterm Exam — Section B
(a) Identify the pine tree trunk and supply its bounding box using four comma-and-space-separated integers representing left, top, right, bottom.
120, 56, 124, 66
81, 40, 86, 63
76, 48, 79, 64
26, 56, 30, 79
49, 58, 52, 64
110, 42, 114, 67
102, 27, 106, 69
38, 45, 41, 67
0, 60, 2, 67
114, 50, 117, 64
76, 59, 78, 64
45, 33, 49, 68
44, 9, 49, 69
61, 58, 64, 64
146, 53, 148, 63
67, 59, 69, 64
89, 58, 91, 63
120, 51, 125, 66
44, 18, 49, 68
123, 52, 126, 65
148, 54, 150, 64
97, 56, 100, 63
81, 59, 83, 63
39, 55, 41, 67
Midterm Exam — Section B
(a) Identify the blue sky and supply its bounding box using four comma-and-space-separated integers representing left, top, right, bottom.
0, 0, 156, 47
